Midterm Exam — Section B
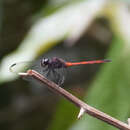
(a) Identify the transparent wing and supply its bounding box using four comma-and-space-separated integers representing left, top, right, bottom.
9, 61, 33, 74
9, 60, 67, 85
9, 60, 48, 74
51, 67, 67, 85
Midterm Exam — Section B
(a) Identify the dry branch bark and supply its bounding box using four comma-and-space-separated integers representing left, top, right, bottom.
19, 70, 130, 130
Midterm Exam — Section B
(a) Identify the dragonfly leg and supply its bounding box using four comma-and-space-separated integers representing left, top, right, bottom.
58, 75, 65, 85
46, 69, 51, 78
42, 67, 49, 76
42, 66, 49, 72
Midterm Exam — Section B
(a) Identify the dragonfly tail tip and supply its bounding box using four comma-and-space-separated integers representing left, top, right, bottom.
103, 59, 112, 63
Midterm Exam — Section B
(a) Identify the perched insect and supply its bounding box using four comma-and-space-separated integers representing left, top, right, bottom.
10, 57, 111, 85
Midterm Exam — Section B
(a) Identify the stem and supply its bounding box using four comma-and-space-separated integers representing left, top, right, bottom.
19, 70, 130, 130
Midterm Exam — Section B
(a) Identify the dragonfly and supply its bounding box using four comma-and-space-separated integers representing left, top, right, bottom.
10, 57, 111, 85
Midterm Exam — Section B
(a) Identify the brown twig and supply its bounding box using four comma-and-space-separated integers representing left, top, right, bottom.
19, 70, 130, 130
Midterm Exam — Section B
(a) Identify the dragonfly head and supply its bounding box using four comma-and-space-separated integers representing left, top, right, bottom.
41, 58, 49, 67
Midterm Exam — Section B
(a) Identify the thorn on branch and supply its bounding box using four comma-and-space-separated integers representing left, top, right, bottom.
128, 118, 130, 126
78, 107, 85, 119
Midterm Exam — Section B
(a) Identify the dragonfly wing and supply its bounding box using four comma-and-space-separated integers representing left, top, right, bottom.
9, 60, 67, 85
9, 60, 49, 79
52, 67, 67, 85
9, 61, 33, 74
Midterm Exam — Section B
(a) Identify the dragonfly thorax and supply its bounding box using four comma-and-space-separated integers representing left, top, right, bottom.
41, 57, 66, 69
50, 57, 67, 69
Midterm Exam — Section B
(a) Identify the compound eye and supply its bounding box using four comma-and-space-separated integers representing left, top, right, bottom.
41, 58, 49, 67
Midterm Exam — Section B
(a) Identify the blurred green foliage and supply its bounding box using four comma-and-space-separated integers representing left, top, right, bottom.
46, 36, 130, 130
70, 36, 130, 130
48, 98, 78, 130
